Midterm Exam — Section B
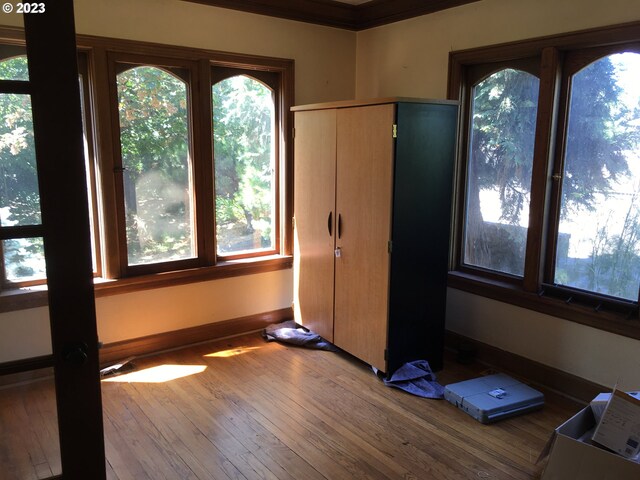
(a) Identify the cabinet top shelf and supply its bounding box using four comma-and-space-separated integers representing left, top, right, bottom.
291, 97, 458, 112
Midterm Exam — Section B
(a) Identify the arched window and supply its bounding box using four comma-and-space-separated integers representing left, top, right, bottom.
116, 66, 195, 266
212, 74, 277, 256
463, 68, 540, 276
554, 52, 640, 300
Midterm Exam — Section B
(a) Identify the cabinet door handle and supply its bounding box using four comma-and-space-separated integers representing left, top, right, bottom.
327, 211, 333, 236
338, 214, 342, 239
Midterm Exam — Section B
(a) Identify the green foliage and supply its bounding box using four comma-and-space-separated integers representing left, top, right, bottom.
0, 56, 29, 81
0, 56, 43, 281
117, 66, 189, 183
0, 56, 40, 227
213, 75, 275, 254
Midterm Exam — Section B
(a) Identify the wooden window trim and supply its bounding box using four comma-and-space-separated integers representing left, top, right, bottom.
78, 53, 103, 278
0, 254, 292, 313
453, 56, 541, 282
448, 20, 640, 340
107, 53, 204, 276
70, 30, 295, 264
448, 271, 640, 341
0, 27, 295, 309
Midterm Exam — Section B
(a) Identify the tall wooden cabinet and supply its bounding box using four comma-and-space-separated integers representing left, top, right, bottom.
293, 98, 458, 375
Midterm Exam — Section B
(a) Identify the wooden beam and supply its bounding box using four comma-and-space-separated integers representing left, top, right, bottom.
182, 0, 480, 30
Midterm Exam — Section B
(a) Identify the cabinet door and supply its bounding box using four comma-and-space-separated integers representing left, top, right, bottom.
293, 109, 337, 341
334, 104, 395, 372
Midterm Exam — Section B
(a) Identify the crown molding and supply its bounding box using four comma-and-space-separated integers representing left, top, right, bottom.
183, 0, 480, 30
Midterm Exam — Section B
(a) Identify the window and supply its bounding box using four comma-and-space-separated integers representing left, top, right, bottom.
450, 26, 640, 338
0, 49, 100, 289
116, 64, 196, 267
0, 31, 293, 310
78, 55, 102, 277
553, 51, 640, 302
463, 66, 539, 277
212, 69, 279, 258
108, 55, 290, 277
0, 51, 45, 286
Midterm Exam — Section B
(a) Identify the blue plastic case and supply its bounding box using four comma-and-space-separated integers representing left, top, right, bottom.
444, 373, 544, 424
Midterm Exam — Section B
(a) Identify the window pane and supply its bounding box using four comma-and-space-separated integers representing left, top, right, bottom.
79, 74, 99, 274
0, 54, 29, 81
555, 53, 640, 301
0, 86, 41, 226
3, 237, 45, 283
463, 69, 539, 276
117, 66, 195, 266
213, 75, 276, 256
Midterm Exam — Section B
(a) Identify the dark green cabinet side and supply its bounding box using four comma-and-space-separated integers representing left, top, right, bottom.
386, 102, 458, 374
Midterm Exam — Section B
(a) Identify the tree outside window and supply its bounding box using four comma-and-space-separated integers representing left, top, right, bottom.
464, 68, 539, 276
116, 66, 195, 266
213, 74, 277, 257
0, 55, 45, 283
555, 52, 640, 300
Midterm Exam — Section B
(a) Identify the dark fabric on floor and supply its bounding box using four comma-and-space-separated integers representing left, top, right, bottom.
263, 320, 337, 351
383, 360, 444, 399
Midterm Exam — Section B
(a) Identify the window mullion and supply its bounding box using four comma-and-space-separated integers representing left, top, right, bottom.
90, 47, 122, 279
523, 47, 562, 292
196, 59, 216, 265
103, 50, 129, 278
543, 54, 575, 289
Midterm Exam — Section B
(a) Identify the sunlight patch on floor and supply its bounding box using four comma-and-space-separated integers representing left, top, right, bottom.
204, 346, 260, 358
102, 364, 206, 383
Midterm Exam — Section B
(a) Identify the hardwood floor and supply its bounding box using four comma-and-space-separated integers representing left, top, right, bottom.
1, 333, 581, 479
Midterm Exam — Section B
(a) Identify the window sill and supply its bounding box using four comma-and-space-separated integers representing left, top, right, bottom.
0, 255, 292, 313
447, 271, 640, 341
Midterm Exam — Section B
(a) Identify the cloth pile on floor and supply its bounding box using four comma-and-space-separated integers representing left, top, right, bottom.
381, 360, 444, 399
263, 320, 336, 351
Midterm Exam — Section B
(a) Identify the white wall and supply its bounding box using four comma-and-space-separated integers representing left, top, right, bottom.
355, 0, 640, 389
75, 0, 357, 106
356, 0, 640, 99
0, 0, 356, 361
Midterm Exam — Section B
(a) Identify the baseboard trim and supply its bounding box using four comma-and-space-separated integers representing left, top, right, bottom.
445, 330, 606, 404
99, 307, 292, 366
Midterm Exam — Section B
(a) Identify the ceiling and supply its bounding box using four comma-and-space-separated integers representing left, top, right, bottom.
183, 0, 481, 30
334, 0, 372, 4
336, 0, 371, 5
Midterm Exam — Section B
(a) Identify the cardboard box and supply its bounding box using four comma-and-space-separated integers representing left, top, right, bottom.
540, 407, 640, 479
592, 390, 640, 458
590, 391, 640, 424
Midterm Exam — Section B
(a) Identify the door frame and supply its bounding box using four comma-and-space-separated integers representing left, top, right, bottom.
24, 1, 106, 478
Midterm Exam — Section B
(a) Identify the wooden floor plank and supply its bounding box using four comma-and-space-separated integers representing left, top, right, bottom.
0, 332, 582, 479
242, 342, 496, 479
161, 374, 318, 480
177, 361, 328, 480
270, 338, 550, 478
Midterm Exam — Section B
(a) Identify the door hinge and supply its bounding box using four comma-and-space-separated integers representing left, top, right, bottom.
292, 127, 296, 139
392, 124, 397, 138
384, 349, 388, 361
387, 240, 393, 253
292, 216, 296, 229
